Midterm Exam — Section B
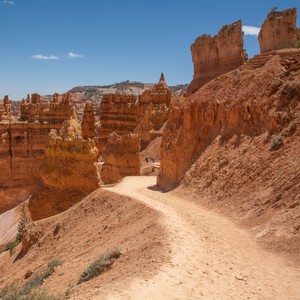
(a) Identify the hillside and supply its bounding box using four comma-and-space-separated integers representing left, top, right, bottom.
68, 81, 187, 100
68, 81, 187, 118
1, 177, 299, 299
159, 49, 300, 256
0, 188, 169, 299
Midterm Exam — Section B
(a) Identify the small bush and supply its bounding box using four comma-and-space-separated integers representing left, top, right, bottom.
0, 289, 62, 300
280, 81, 300, 99
270, 78, 283, 95
21, 259, 64, 294
5, 240, 20, 255
5, 205, 29, 255
0, 259, 64, 299
280, 40, 295, 49
270, 135, 284, 151
78, 248, 121, 284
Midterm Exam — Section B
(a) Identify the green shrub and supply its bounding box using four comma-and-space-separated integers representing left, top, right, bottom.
0, 289, 62, 300
0, 259, 64, 299
5, 205, 29, 255
21, 259, 64, 294
270, 78, 283, 94
280, 81, 300, 100
270, 135, 284, 151
78, 248, 121, 284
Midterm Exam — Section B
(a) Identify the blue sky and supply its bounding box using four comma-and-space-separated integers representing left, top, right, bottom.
0, 0, 299, 99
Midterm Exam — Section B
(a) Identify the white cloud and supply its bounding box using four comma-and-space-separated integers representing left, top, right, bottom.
68, 51, 83, 58
31, 54, 59, 60
242, 25, 261, 36
3, 0, 14, 4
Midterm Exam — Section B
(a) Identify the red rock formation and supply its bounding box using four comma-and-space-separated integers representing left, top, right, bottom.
139, 73, 171, 106
99, 94, 138, 152
138, 73, 171, 130
187, 20, 247, 94
0, 93, 76, 213
20, 92, 73, 123
159, 49, 300, 188
134, 107, 163, 149
81, 101, 96, 139
40, 116, 99, 192
101, 132, 140, 184
158, 48, 300, 253
27, 115, 99, 220
99, 74, 171, 153
0, 96, 11, 122
0, 122, 63, 213
258, 8, 298, 53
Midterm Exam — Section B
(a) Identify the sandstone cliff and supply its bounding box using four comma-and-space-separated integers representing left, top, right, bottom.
0, 93, 75, 213
20, 92, 73, 123
259, 8, 299, 53
101, 132, 140, 184
99, 74, 171, 153
81, 101, 96, 139
40, 116, 99, 191
138, 73, 171, 129
28, 114, 99, 220
187, 20, 247, 94
159, 48, 300, 253
0, 122, 62, 213
99, 94, 138, 152
0, 96, 11, 122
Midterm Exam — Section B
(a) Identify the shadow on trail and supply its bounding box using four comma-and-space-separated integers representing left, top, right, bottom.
147, 184, 177, 193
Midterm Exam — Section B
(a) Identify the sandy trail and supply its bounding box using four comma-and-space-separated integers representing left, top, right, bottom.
103, 176, 300, 300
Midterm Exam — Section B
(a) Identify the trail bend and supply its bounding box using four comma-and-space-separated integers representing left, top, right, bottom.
102, 176, 300, 300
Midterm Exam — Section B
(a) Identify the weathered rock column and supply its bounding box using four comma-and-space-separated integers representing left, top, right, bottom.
187, 20, 247, 94
258, 8, 298, 53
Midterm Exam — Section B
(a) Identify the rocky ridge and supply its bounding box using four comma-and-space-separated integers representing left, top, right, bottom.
159, 48, 300, 254
187, 20, 247, 94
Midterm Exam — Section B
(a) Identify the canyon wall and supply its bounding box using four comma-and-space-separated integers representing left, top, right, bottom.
81, 101, 97, 139
0, 96, 11, 122
138, 73, 171, 129
0, 122, 62, 213
99, 94, 138, 152
187, 20, 247, 94
20, 93, 73, 123
258, 8, 298, 53
28, 115, 99, 220
101, 132, 140, 184
0, 93, 74, 213
159, 49, 300, 188
158, 48, 300, 253
40, 116, 99, 192
99, 73, 171, 152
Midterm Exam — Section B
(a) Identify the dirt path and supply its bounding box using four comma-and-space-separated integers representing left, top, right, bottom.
103, 176, 300, 299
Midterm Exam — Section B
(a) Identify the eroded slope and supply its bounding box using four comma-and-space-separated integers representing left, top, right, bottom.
159, 49, 300, 254
0, 189, 169, 299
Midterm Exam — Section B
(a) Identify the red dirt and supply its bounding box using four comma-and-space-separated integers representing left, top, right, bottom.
0, 187, 169, 299
1, 177, 299, 299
